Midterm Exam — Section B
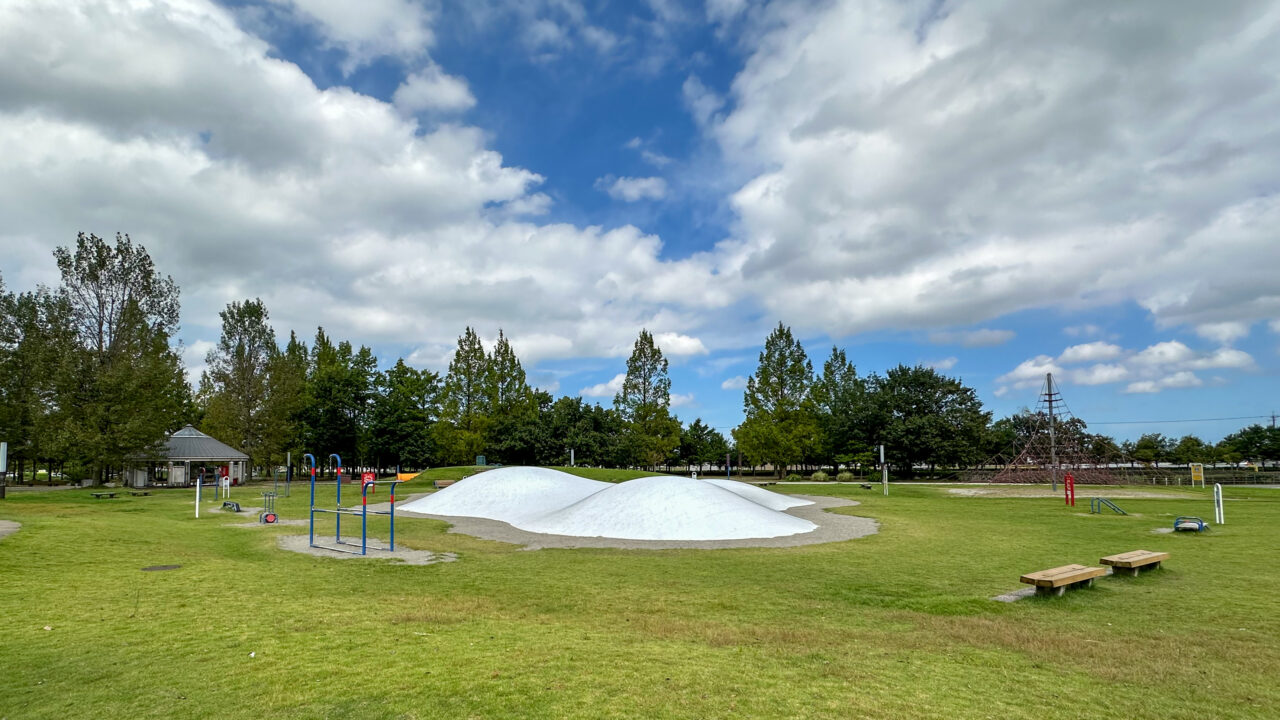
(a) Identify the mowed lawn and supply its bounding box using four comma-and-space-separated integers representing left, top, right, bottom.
0, 470, 1276, 719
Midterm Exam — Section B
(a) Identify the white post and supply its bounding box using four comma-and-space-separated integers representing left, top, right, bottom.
880, 444, 888, 496
570, 448, 575, 467
1214, 483, 1224, 525
195, 468, 201, 518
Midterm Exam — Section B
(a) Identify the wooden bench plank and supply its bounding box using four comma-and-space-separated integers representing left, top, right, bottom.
433, 479, 456, 489
1019, 564, 1107, 588
1100, 550, 1169, 568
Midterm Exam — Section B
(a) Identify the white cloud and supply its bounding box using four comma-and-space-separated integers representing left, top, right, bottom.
1125, 371, 1203, 394
703, 0, 1280, 337
0, 0, 739, 379
928, 329, 1015, 347
393, 64, 476, 114
1069, 363, 1129, 385
670, 392, 695, 408
580, 373, 626, 398
1185, 347, 1255, 370
720, 375, 748, 390
682, 75, 724, 127
653, 332, 709, 356
925, 356, 957, 371
182, 339, 215, 383
1270, 319, 1280, 333
269, 0, 434, 71
596, 176, 668, 202
996, 355, 1062, 390
1195, 321, 1250, 345
1058, 342, 1123, 364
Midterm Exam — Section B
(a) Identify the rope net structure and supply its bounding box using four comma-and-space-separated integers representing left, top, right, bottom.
967, 373, 1128, 485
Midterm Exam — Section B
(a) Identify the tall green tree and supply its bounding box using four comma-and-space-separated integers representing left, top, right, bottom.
734, 323, 817, 478
199, 299, 276, 477
261, 331, 310, 468
484, 330, 541, 464
53, 233, 189, 482
810, 346, 872, 470
437, 327, 490, 464
368, 359, 441, 469
614, 329, 680, 468
303, 328, 376, 464
872, 365, 989, 473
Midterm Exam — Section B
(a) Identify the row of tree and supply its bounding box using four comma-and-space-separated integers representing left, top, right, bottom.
2, 234, 1275, 483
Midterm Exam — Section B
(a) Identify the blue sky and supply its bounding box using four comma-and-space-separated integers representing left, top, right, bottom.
1, 0, 1278, 443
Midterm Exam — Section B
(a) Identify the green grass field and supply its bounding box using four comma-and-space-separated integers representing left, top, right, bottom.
0, 468, 1276, 719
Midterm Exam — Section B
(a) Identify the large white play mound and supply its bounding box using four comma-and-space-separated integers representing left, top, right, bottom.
400, 466, 609, 526
400, 467, 817, 541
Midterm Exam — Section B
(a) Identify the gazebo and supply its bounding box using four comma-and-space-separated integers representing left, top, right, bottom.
125, 425, 249, 488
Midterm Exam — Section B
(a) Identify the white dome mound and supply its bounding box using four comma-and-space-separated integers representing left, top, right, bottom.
519, 475, 817, 541
398, 466, 610, 526
697, 478, 815, 511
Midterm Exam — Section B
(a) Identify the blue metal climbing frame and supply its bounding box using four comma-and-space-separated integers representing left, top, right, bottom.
307, 452, 406, 555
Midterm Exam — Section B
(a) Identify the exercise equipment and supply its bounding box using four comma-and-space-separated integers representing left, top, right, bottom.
259, 491, 277, 524
308, 453, 406, 555
222, 501, 241, 513
1174, 516, 1207, 532
1090, 497, 1127, 515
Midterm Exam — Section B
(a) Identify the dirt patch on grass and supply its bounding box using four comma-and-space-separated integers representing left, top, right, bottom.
947, 487, 1196, 499
393, 494, 877, 550
277, 534, 458, 565
0, 520, 19, 541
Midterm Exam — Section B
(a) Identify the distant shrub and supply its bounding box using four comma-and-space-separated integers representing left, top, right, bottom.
785, 473, 803, 483
836, 471, 854, 483
810, 471, 830, 482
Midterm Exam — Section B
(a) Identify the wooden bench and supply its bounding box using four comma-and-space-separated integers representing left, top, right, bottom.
750, 481, 777, 487
90, 492, 118, 499
1019, 564, 1107, 597
433, 479, 456, 489
1100, 550, 1168, 577
128, 490, 151, 497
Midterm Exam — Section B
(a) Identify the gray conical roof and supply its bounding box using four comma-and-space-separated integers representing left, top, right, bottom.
155, 425, 249, 461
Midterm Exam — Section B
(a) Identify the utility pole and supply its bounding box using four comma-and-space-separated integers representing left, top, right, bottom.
1045, 373, 1060, 492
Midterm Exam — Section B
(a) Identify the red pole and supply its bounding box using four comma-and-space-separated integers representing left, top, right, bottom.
1065, 473, 1075, 507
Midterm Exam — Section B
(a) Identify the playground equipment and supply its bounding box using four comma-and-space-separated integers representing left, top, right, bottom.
260, 492, 277, 524
308, 453, 406, 555
222, 501, 241, 512
1090, 497, 1127, 515
1064, 473, 1076, 507
1213, 483, 1225, 525
1174, 516, 1207, 532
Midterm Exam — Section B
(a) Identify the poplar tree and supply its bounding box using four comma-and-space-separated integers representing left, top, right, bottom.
438, 327, 490, 463
734, 323, 817, 478
200, 299, 276, 476
614, 329, 680, 468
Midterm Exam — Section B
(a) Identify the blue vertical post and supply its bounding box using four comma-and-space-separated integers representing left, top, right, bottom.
305, 454, 317, 547
330, 454, 342, 545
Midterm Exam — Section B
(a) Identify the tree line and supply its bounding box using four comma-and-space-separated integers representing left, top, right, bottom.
1, 234, 1275, 483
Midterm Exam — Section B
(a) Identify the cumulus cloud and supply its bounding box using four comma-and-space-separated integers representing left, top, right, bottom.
653, 332, 709, 356
0, 0, 732, 371
928, 329, 1014, 347
999, 339, 1256, 395
1063, 325, 1104, 338
705, 0, 1280, 337
1125, 371, 1203, 394
580, 373, 626, 398
670, 392, 695, 408
720, 375, 748, 390
596, 175, 668, 202
925, 357, 957, 371
1058, 342, 1123, 364
1195, 321, 1250, 345
393, 64, 476, 114
269, 0, 435, 71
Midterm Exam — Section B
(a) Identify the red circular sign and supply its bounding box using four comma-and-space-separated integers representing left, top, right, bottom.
362, 472, 375, 484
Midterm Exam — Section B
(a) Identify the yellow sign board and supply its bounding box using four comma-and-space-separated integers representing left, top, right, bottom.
1190, 463, 1204, 486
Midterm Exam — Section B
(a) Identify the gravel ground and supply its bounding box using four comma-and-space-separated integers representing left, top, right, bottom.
390, 494, 877, 550
277, 534, 459, 565
0, 520, 19, 541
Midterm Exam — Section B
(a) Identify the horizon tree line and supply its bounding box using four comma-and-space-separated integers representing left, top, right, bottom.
1, 233, 1276, 483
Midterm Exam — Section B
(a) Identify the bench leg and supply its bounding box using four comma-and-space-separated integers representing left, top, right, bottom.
1035, 585, 1067, 597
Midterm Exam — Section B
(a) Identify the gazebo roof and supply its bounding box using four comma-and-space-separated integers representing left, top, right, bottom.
146, 425, 249, 462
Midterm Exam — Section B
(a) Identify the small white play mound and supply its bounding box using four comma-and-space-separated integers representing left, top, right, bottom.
402, 467, 817, 541
698, 477, 814, 511
398, 466, 609, 525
